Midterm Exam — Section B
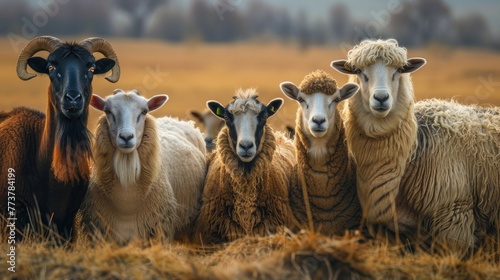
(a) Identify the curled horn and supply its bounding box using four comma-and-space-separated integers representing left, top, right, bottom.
16, 36, 62, 81
79, 37, 120, 83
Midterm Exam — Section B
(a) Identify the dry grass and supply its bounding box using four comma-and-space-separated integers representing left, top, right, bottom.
1, 230, 499, 279
1, 38, 500, 279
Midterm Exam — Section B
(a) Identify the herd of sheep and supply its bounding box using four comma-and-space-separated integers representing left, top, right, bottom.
0, 36, 498, 258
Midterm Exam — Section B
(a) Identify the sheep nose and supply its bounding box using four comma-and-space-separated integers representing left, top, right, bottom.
239, 141, 254, 151
64, 92, 82, 103
312, 116, 326, 126
373, 91, 389, 103
119, 132, 134, 142
204, 136, 213, 144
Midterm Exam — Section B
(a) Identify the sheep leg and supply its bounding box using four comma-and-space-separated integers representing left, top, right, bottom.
431, 200, 475, 257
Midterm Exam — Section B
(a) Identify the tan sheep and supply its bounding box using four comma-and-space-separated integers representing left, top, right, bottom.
332, 38, 500, 257
280, 70, 362, 236
193, 88, 297, 244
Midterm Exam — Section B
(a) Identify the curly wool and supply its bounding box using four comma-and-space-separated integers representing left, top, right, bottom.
298, 70, 338, 96
227, 88, 262, 114
347, 39, 408, 69
193, 125, 297, 243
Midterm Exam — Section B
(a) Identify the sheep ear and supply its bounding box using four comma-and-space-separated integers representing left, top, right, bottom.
266, 98, 283, 118
331, 60, 358, 74
189, 110, 204, 123
285, 125, 295, 139
338, 83, 360, 101
147, 94, 169, 111
90, 94, 106, 111
27, 57, 49, 74
400, 58, 426, 73
207, 101, 226, 120
280, 82, 300, 101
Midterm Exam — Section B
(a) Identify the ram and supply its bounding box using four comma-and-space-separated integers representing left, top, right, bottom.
0, 36, 119, 240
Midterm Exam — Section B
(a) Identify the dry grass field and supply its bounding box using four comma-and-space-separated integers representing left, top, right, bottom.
1, 38, 500, 279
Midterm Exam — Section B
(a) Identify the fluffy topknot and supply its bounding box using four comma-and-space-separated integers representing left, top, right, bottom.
299, 70, 338, 96
227, 88, 262, 114
347, 39, 408, 69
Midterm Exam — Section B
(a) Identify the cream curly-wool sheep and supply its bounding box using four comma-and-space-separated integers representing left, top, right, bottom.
332, 38, 500, 256
193, 88, 297, 244
280, 70, 362, 235
81, 90, 206, 243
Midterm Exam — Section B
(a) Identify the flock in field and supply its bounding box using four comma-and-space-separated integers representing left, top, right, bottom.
0, 36, 499, 258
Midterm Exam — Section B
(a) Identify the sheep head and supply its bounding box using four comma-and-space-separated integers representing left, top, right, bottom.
91, 89, 167, 153
189, 108, 225, 152
280, 70, 359, 138
207, 88, 283, 163
331, 39, 425, 119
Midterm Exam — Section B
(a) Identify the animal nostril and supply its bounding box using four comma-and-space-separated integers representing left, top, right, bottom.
312, 117, 326, 125
205, 137, 213, 143
119, 133, 134, 142
374, 93, 389, 103
65, 93, 82, 102
239, 142, 254, 151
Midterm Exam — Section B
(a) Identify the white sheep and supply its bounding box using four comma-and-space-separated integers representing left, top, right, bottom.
193, 88, 298, 244
80, 89, 206, 243
331, 38, 500, 256
280, 70, 362, 236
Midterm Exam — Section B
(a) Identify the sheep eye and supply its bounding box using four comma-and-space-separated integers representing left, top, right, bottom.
297, 97, 305, 103
362, 73, 369, 82
104, 109, 111, 115
142, 109, 148, 115
334, 98, 340, 103
48, 65, 55, 72
89, 67, 95, 73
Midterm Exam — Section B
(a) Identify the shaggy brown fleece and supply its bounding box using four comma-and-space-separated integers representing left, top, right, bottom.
193, 125, 296, 244
298, 70, 338, 96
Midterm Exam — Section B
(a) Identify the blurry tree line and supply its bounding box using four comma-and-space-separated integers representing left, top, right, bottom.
1, 0, 498, 49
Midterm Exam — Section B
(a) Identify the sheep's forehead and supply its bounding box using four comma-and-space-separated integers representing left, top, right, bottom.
105, 91, 148, 113
298, 70, 338, 96
227, 98, 263, 115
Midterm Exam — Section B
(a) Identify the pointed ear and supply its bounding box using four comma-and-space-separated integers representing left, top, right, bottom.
90, 94, 106, 111
331, 60, 358, 74
189, 110, 204, 123
338, 83, 360, 101
280, 82, 300, 101
266, 98, 283, 118
27, 57, 49, 74
147, 94, 169, 111
207, 101, 226, 120
94, 58, 115, 75
400, 58, 426, 73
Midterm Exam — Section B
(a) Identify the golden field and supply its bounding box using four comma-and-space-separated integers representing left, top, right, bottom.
1, 39, 500, 279
0, 38, 499, 131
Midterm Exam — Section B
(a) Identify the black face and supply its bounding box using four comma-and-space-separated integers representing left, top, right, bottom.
27, 44, 115, 119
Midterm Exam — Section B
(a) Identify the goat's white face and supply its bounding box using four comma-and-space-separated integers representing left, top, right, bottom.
331, 58, 426, 119
280, 82, 359, 138
91, 90, 168, 153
